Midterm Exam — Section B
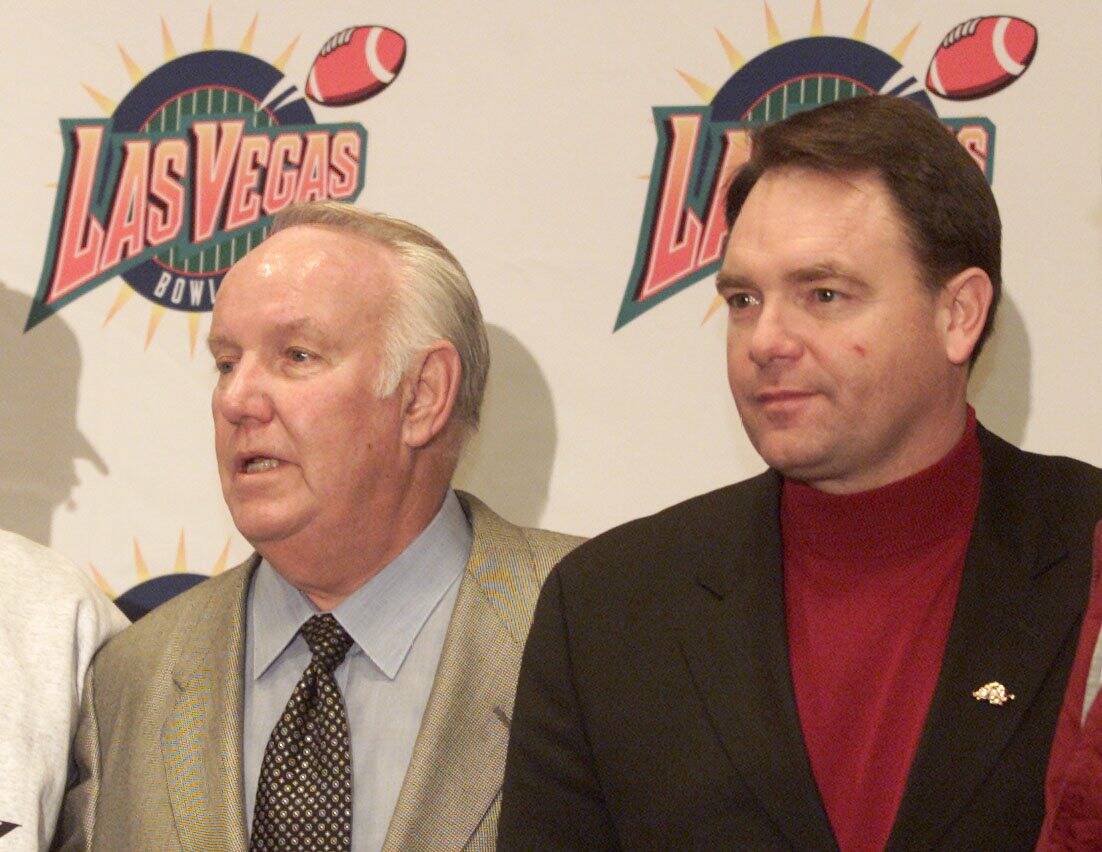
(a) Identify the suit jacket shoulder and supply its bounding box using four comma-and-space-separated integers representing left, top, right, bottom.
92, 561, 254, 692
550, 469, 779, 610
458, 490, 583, 638
977, 424, 1102, 527
973, 424, 1102, 618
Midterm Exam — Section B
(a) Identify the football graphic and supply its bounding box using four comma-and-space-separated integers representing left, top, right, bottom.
926, 16, 1037, 100
305, 26, 406, 106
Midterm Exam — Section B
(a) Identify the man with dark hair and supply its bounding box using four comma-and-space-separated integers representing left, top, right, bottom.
725, 95, 1002, 362
499, 96, 1102, 849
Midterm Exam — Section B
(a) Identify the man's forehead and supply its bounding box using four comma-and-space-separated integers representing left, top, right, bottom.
741, 168, 887, 219
246, 228, 354, 275
728, 169, 905, 252
224, 226, 398, 300
210, 229, 396, 347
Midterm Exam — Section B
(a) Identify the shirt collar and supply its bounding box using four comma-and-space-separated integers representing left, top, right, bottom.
250, 489, 473, 680
780, 406, 981, 559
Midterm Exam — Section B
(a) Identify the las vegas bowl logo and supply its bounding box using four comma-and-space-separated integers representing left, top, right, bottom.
615, 4, 1031, 331
29, 15, 410, 620
27, 15, 382, 353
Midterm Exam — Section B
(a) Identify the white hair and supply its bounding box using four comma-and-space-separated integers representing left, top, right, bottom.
270, 201, 489, 431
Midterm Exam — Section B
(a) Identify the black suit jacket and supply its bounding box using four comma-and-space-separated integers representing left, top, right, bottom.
499, 428, 1102, 850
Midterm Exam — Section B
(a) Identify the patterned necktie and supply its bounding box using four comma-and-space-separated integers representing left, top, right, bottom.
250, 613, 355, 851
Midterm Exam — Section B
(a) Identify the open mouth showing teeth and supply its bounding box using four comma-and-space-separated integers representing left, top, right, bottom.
243, 457, 280, 473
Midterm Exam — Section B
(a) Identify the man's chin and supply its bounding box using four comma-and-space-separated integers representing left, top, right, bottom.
751, 435, 833, 481
228, 506, 310, 550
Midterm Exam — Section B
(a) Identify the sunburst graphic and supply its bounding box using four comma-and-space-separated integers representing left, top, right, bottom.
78, 8, 300, 356
89, 529, 233, 621
632, 1, 924, 327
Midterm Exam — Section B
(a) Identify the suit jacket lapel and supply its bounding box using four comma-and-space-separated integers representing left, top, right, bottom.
888, 429, 1078, 849
384, 494, 535, 850
161, 557, 256, 852
679, 472, 838, 851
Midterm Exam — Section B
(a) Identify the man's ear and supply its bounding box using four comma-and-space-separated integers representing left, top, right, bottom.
401, 341, 462, 448
939, 267, 994, 366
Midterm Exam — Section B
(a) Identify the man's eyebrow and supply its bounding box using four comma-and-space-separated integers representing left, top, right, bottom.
206, 333, 234, 354
785, 263, 870, 289
715, 271, 752, 291
206, 317, 329, 353
715, 264, 872, 294
278, 316, 327, 337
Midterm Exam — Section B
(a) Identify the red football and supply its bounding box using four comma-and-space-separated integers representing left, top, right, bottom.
305, 26, 406, 106
926, 16, 1037, 100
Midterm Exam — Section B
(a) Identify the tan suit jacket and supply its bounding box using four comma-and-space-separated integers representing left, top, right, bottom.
56, 493, 581, 851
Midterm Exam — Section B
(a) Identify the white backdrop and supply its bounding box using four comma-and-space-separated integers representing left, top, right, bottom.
0, 1, 1097, 605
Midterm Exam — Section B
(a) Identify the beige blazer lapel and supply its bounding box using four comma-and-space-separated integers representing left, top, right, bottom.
383, 494, 543, 851
161, 557, 256, 852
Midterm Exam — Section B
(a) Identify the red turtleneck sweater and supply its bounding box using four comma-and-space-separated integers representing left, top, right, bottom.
782, 410, 982, 852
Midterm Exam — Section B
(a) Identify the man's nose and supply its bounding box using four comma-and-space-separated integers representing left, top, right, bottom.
213, 357, 274, 425
747, 302, 804, 368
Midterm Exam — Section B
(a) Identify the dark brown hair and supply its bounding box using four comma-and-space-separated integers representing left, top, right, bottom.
725, 95, 1001, 363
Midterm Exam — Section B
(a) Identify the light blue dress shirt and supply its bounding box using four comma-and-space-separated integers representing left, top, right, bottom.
242, 490, 473, 851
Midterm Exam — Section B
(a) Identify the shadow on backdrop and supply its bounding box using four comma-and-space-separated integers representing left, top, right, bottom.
454, 324, 557, 528
969, 292, 1031, 445
0, 282, 107, 545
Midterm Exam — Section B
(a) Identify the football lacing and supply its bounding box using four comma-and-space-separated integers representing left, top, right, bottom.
320, 27, 357, 56
941, 17, 981, 49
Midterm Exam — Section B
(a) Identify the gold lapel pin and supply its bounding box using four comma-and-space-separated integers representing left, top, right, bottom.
973, 681, 1015, 706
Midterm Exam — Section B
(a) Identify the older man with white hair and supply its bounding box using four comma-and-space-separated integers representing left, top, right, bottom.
57, 202, 580, 851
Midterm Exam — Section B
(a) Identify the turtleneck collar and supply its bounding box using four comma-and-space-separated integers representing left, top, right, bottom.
781, 407, 981, 560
